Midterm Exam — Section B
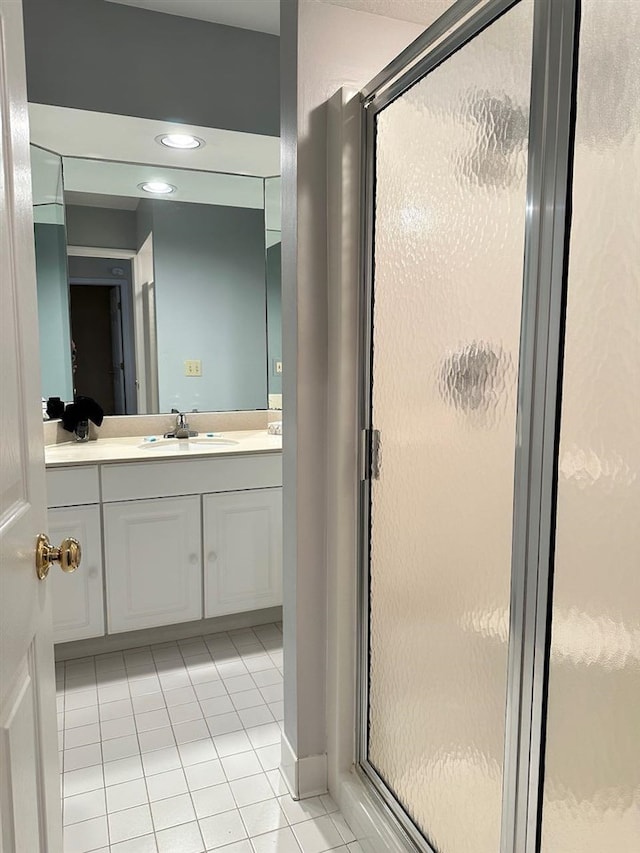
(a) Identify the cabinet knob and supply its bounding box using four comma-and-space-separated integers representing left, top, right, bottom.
36, 533, 82, 580
189, 553, 198, 565
208, 552, 217, 563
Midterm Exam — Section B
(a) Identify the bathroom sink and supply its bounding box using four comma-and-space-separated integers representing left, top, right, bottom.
189, 436, 239, 447
138, 436, 239, 450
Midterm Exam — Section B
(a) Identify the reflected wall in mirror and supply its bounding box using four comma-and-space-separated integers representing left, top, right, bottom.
31, 145, 73, 405
265, 176, 282, 409
30, 106, 282, 416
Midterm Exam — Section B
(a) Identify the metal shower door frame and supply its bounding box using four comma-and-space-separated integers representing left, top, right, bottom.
355, 1, 580, 852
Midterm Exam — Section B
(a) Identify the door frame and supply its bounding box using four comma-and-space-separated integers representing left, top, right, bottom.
355, 1, 579, 852
68, 276, 136, 414
67, 244, 157, 414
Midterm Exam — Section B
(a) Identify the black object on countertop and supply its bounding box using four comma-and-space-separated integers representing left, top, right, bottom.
62, 396, 105, 433
46, 397, 65, 419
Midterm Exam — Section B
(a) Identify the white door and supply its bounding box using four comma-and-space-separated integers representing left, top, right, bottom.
109, 286, 126, 414
204, 488, 283, 618
103, 496, 202, 633
0, 1, 62, 850
49, 505, 104, 644
133, 233, 157, 413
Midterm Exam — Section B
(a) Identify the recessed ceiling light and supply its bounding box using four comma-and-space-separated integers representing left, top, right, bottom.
138, 180, 176, 195
156, 133, 205, 150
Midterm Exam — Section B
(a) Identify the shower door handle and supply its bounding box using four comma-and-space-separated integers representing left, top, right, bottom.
371, 429, 381, 479
361, 429, 381, 481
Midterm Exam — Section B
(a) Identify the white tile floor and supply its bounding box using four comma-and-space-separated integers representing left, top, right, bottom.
57, 623, 361, 853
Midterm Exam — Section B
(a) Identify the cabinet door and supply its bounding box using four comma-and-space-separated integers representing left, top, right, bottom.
48, 505, 104, 644
104, 496, 202, 633
204, 488, 282, 618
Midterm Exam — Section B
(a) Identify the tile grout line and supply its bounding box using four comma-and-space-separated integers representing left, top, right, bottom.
123, 642, 161, 853
150, 635, 205, 852
179, 625, 282, 848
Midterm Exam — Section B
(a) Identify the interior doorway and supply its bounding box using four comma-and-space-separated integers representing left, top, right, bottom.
69, 281, 127, 415
67, 255, 138, 415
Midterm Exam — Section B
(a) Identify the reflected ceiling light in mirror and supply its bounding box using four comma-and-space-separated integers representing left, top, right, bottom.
138, 180, 176, 195
156, 133, 205, 150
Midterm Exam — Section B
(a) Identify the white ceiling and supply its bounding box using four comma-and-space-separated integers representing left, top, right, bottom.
29, 105, 276, 214
264, 176, 281, 231
105, 0, 451, 35
64, 192, 140, 211
62, 158, 265, 209
31, 145, 63, 206
316, 0, 452, 26
105, 0, 280, 35
29, 105, 280, 178
31, 145, 66, 224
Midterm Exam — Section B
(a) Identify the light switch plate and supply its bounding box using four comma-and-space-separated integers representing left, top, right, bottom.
184, 360, 202, 377
275, 361, 283, 375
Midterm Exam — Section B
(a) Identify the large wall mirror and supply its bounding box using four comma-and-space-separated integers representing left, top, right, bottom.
30, 105, 282, 416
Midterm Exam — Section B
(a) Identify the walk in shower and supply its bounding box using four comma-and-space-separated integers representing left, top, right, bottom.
357, 2, 639, 852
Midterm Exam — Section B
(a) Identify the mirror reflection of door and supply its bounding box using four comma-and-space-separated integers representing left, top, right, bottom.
109, 285, 126, 413
70, 283, 125, 414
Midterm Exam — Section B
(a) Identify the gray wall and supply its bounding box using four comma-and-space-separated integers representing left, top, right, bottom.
279, 0, 426, 793
68, 256, 132, 281
136, 201, 153, 252
34, 223, 73, 401
22, 0, 279, 137
143, 200, 268, 413
66, 205, 137, 250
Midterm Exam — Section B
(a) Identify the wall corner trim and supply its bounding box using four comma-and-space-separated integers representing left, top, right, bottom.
281, 733, 328, 800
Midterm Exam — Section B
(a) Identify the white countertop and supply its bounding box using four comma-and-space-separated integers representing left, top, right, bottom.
45, 430, 282, 468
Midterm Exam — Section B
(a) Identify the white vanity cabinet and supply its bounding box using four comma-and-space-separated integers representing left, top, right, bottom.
204, 488, 283, 618
48, 504, 105, 643
46, 465, 105, 644
103, 496, 202, 633
46, 449, 282, 645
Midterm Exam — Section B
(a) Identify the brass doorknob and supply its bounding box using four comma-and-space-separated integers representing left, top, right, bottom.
36, 533, 82, 580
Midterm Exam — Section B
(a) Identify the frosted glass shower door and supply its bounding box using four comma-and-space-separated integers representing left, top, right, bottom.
363, 3, 534, 852
540, 1, 640, 850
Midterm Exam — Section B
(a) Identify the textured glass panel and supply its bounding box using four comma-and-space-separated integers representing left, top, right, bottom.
367, 4, 533, 852
540, 3, 640, 851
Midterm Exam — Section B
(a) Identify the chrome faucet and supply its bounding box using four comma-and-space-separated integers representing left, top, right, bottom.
165, 411, 198, 439
74, 419, 90, 442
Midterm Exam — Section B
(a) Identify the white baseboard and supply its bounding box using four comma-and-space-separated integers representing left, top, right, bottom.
281, 733, 328, 800
337, 771, 415, 853
54, 607, 282, 660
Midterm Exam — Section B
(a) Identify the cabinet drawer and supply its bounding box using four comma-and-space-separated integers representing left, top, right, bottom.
46, 465, 99, 508
48, 505, 104, 644
101, 453, 282, 502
